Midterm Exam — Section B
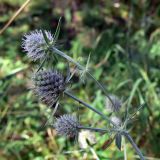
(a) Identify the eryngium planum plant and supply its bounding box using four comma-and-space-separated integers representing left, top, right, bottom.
22, 20, 146, 160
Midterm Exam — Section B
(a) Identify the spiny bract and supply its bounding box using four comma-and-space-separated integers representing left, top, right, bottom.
54, 114, 79, 137
32, 70, 65, 106
22, 30, 54, 61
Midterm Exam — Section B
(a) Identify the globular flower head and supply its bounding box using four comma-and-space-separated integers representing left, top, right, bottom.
32, 70, 65, 106
105, 95, 122, 112
22, 30, 54, 61
54, 114, 79, 137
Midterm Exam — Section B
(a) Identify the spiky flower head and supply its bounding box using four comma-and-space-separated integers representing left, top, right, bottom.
22, 30, 54, 61
54, 114, 79, 137
105, 95, 122, 112
32, 70, 65, 106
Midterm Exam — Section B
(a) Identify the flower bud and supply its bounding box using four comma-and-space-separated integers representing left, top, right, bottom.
32, 70, 65, 106
54, 114, 79, 137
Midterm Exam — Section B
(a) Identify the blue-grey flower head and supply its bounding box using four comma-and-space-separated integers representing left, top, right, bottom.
105, 95, 122, 112
54, 114, 79, 137
22, 30, 54, 61
32, 70, 65, 106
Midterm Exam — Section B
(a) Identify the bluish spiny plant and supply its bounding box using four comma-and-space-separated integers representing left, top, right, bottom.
22, 19, 145, 160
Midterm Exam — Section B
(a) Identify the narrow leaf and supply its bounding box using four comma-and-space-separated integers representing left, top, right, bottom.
42, 30, 50, 45
53, 17, 62, 43
128, 78, 142, 106
115, 133, 122, 150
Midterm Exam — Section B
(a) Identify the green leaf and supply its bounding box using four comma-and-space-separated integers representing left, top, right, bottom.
42, 30, 50, 45
128, 78, 142, 106
53, 17, 62, 43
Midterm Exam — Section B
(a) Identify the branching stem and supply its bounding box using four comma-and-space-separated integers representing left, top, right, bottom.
52, 47, 117, 109
64, 90, 118, 127
78, 126, 113, 133
64, 90, 145, 160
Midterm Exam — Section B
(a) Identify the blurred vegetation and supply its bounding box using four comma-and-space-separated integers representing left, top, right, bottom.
0, 0, 160, 159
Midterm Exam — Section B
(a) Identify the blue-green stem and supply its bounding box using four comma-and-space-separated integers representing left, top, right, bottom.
64, 90, 118, 127
78, 126, 116, 133
52, 47, 116, 108
52, 47, 84, 69
122, 131, 145, 160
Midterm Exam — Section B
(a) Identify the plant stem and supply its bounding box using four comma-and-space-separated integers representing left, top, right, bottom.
52, 47, 84, 70
78, 126, 115, 133
86, 71, 116, 108
52, 47, 116, 108
64, 90, 118, 127
122, 131, 145, 160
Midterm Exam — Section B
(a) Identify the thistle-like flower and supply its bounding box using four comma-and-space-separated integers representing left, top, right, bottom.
32, 70, 65, 106
22, 30, 54, 61
54, 114, 79, 137
105, 95, 122, 112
